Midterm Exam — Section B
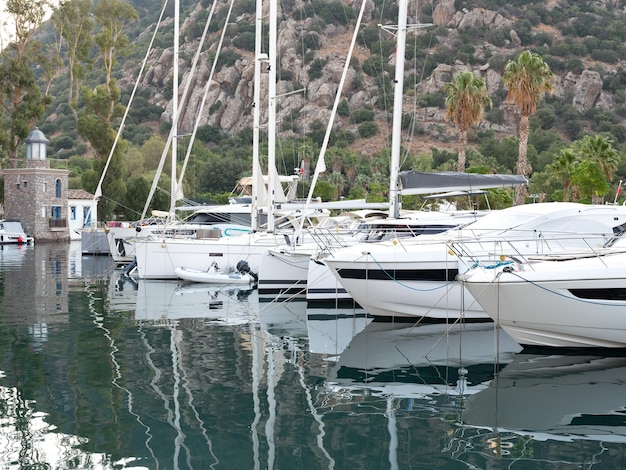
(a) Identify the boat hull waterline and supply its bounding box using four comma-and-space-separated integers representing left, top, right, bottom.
462, 253, 626, 348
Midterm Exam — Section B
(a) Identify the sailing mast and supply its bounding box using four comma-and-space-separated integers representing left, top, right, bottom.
169, 0, 180, 222
383, 0, 431, 219
251, 0, 263, 232
267, 0, 278, 233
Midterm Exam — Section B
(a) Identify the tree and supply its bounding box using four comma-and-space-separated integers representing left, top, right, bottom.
503, 50, 554, 205
0, 0, 52, 168
92, 0, 138, 119
547, 148, 577, 201
576, 134, 619, 183
444, 70, 492, 172
326, 171, 347, 200
75, 0, 137, 219
52, 0, 94, 122
571, 160, 611, 203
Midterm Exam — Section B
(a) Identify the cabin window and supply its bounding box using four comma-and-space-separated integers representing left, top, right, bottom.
55, 179, 62, 198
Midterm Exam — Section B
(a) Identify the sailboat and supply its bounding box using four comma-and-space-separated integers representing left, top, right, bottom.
82, 0, 254, 259
127, 0, 334, 280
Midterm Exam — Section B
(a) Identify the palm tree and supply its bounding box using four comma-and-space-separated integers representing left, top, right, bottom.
548, 148, 577, 201
577, 134, 619, 181
444, 70, 492, 172
503, 50, 554, 205
575, 134, 619, 203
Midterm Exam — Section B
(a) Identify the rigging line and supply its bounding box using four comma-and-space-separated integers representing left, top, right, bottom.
142, 0, 219, 220
305, 0, 368, 207
93, 0, 169, 203
175, 0, 232, 212
404, 0, 437, 163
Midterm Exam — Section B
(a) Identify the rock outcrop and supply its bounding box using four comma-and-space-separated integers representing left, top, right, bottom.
130, 1, 623, 151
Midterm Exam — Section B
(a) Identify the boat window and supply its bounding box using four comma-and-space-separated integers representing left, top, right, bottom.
605, 225, 626, 247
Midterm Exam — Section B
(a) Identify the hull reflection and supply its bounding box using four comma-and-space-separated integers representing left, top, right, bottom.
462, 353, 626, 442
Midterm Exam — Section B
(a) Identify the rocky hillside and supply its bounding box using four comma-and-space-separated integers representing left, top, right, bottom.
113, 0, 626, 158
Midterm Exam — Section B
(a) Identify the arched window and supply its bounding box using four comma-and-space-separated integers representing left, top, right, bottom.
55, 179, 61, 198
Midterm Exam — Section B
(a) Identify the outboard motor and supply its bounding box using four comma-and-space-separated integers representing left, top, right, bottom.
236, 260, 258, 282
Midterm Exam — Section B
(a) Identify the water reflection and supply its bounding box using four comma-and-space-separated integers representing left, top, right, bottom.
462, 353, 626, 442
1, 242, 626, 469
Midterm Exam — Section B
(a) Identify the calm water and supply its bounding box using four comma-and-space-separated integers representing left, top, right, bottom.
2, 242, 626, 469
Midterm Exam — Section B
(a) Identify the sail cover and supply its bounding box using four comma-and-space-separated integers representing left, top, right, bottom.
399, 171, 528, 195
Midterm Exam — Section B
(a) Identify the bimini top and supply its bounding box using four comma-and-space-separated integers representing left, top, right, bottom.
400, 171, 528, 196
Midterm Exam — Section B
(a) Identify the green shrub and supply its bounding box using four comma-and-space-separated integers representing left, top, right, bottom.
358, 121, 378, 138
351, 108, 375, 123
308, 58, 327, 80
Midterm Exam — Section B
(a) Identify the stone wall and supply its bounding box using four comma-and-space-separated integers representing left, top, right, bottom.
3, 165, 70, 242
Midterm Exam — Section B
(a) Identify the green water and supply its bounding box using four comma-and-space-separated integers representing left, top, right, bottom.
0, 242, 625, 469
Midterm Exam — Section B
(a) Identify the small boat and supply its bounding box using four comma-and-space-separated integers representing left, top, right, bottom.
175, 261, 256, 285
0, 219, 33, 244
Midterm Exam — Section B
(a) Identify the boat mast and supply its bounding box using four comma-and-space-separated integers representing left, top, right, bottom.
170, 0, 180, 222
388, 0, 406, 220
251, 0, 263, 232
384, 0, 431, 219
267, 0, 277, 232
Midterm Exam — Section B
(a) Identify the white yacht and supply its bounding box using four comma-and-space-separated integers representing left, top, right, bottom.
460, 230, 626, 348
323, 202, 626, 320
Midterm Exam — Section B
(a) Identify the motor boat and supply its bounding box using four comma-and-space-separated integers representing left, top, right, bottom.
323, 202, 626, 321
460, 232, 626, 348
0, 219, 33, 244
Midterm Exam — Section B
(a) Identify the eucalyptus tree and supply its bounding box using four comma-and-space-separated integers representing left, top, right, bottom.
52, 0, 94, 122
503, 50, 554, 205
444, 70, 492, 172
0, 0, 52, 168
74, 0, 137, 220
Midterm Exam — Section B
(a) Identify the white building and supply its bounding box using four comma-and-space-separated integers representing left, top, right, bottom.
68, 189, 98, 240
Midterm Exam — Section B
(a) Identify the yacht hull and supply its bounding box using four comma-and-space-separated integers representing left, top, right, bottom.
463, 253, 626, 348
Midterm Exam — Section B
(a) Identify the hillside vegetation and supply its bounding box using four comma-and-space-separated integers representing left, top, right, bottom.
2, 0, 626, 219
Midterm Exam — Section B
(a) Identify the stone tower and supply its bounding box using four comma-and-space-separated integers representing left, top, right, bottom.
3, 128, 70, 241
